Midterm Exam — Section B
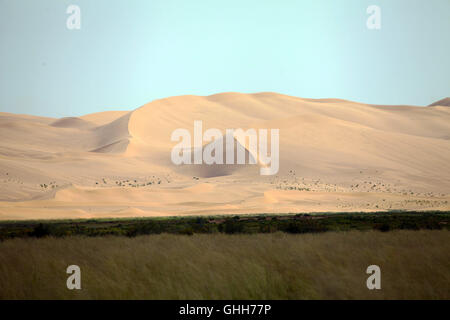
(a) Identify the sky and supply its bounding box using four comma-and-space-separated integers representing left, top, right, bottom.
0, 0, 449, 117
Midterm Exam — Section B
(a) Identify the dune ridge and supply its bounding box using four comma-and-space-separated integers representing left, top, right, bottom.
429, 97, 450, 107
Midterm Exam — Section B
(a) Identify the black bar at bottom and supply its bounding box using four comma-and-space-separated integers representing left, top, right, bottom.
0, 300, 447, 319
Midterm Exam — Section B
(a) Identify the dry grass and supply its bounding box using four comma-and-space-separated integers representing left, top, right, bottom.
0, 230, 449, 299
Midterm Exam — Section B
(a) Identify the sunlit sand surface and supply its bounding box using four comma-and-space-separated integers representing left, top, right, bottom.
1, 93, 449, 220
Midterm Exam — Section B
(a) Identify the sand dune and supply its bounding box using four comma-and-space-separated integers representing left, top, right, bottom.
429, 97, 450, 107
0, 92, 449, 220
50, 117, 95, 129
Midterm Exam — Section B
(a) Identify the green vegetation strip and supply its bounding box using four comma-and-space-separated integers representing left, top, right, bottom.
0, 211, 448, 240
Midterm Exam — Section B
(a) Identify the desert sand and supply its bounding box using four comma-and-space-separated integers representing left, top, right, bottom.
0, 92, 449, 220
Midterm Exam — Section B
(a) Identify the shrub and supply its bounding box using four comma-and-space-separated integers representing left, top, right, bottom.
178, 227, 194, 236
375, 223, 391, 232
222, 220, 244, 234
284, 221, 327, 234
30, 223, 51, 238
126, 222, 163, 237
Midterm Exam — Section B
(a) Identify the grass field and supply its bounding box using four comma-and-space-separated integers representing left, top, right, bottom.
0, 230, 449, 299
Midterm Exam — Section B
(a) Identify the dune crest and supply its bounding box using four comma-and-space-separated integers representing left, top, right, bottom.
429, 97, 450, 107
50, 117, 95, 129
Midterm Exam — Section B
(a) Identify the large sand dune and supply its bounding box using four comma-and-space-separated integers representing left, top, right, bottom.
1, 93, 449, 220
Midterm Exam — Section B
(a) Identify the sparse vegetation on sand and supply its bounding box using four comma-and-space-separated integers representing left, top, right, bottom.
0, 230, 448, 299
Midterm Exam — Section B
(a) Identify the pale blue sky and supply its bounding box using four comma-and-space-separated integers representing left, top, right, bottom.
0, 0, 449, 117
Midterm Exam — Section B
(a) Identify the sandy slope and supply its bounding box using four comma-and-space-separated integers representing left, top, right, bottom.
0, 93, 449, 220
429, 97, 450, 107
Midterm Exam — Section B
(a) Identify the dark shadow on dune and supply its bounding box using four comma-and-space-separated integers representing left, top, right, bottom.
172, 133, 260, 178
